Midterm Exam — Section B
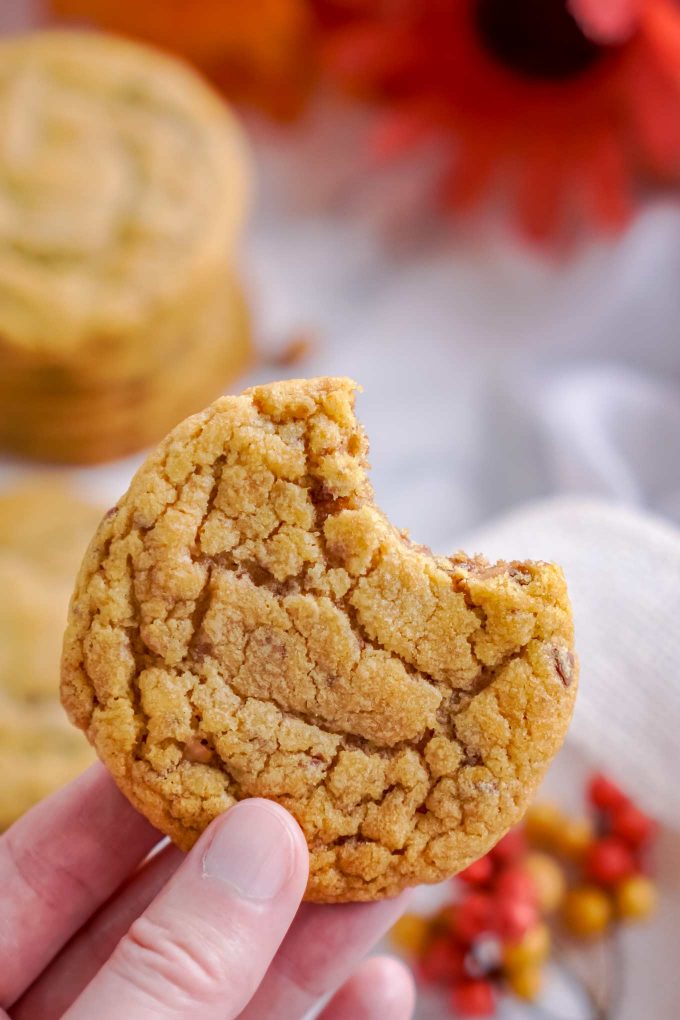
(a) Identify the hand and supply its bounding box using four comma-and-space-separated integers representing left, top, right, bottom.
1, 765, 414, 1019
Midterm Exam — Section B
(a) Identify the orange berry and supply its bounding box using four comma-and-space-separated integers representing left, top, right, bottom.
554, 817, 594, 861
615, 875, 658, 921
562, 886, 612, 939
431, 906, 456, 933
524, 803, 565, 850
503, 923, 551, 971
421, 905, 455, 939
390, 913, 430, 955
524, 852, 566, 913
507, 962, 544, 1001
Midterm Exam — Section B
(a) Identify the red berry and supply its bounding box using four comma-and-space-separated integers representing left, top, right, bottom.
459, 857, 494, 885
490, 829, 527, 865
585, 837, 636, 886
496, 867, 538, 906
495, 897, 539, 941
588, 773, 628, 812
417, 936, 465, 984
611, 804, 656, 848
451, 978, 496, 1017
454, 893, 496, 943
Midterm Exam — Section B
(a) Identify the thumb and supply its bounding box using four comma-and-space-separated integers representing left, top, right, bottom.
65, 799, 308, 1020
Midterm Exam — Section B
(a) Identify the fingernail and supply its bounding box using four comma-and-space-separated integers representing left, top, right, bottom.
202, 800, 297, 901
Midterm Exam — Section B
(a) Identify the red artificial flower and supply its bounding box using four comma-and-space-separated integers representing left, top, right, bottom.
318, 0, 680, 241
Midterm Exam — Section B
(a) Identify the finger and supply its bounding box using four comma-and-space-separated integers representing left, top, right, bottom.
0, 763, 159, 1008
318, 956, 416, 1020
240, 891, 411, 1020
19, 855, 408, 1020
64, 800, 308, 1020
14, 844, 184, 1020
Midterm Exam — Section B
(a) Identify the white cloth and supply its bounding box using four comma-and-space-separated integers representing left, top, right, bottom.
243, 119, 680, 550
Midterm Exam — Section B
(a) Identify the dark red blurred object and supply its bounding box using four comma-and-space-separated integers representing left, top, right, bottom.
490, 829, 527, 865
611, 803, 657, 848
450, 978, 496, 1017
496, 865, 538, 906
584, 837, 636, 886
588, 772, 629, 812
455, 893, 497, 943
495, 897, 539, 941
418, 935, 466, 984
458, 857, 495, 886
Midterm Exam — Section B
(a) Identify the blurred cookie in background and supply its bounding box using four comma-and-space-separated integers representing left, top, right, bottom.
0, 476, 102, 827
0, 274, 251, 464
0, 30, 252, 465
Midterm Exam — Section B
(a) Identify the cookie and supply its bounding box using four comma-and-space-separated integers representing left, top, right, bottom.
0, 688, 95, 831
0, 477, 107, 576
0, 31, 251, 464
0, 477, 100, 826
62, 378, 577, 901
0, 278, 251, 465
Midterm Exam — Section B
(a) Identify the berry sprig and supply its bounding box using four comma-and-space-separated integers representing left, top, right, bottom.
390, 771, 658, 1017
529, 773, 657, 939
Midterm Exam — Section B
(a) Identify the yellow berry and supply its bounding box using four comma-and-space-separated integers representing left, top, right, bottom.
562, 886, 612, 939
508, 963, 544, 1001
525, 853, 566, 913
615, 875, 658, 922
524, 803, 565, 849
504, 923, 551, 971
554, 817, 594, 861
390, 913, 430, 955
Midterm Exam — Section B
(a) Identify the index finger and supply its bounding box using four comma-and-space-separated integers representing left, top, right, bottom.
0, 763, 159, 1009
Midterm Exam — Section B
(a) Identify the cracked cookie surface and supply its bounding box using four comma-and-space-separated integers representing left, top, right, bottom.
61, 377, 577, 902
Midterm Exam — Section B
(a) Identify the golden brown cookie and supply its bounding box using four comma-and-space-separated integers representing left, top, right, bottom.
0, 477, 100, 827
0, 277, 251, 464
61, 378, 577, 901
0, 31, 251, 464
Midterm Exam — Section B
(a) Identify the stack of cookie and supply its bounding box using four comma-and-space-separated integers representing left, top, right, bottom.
0, 31, 252, 464
0, 477, 101, 827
